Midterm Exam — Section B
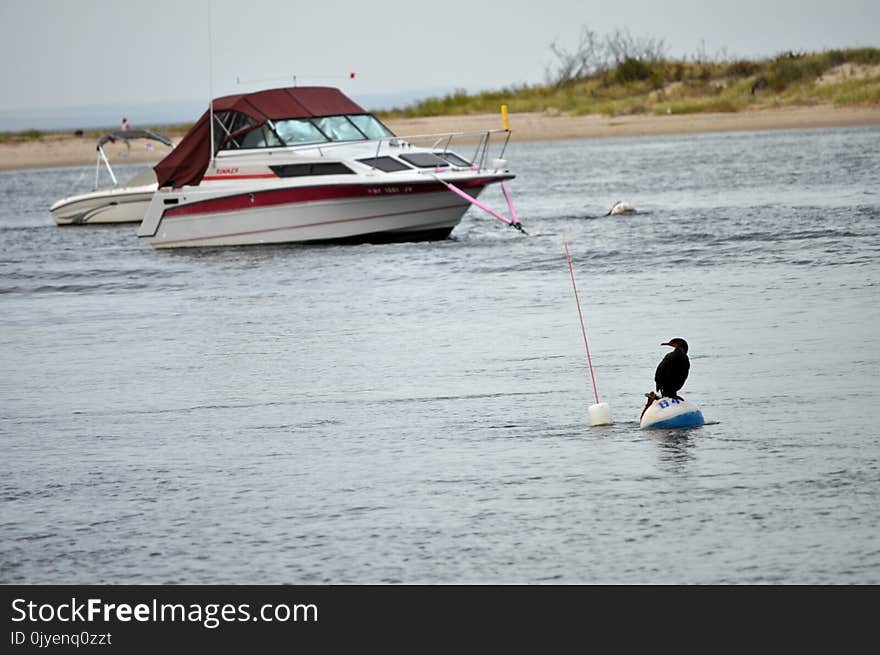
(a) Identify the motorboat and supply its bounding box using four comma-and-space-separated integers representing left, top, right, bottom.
50, 129, 174, 225
137, 86, 523, 248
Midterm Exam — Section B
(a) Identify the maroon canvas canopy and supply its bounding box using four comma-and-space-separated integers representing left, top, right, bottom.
154, 86, 366, 188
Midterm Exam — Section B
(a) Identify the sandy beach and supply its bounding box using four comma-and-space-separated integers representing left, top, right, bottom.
1, 104, 877, 172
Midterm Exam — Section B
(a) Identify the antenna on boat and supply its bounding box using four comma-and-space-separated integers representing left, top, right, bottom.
563, 233, 612, 427
207, 0, 216, 168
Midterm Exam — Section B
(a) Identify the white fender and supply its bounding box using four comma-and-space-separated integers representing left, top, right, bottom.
588, 402, 612, 426
640, 397, 704, 429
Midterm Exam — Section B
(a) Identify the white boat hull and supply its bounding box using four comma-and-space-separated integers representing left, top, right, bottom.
138, 177, 503, 248
50, 185, 156, 225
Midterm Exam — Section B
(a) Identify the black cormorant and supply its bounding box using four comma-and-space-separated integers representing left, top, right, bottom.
654, 338, 690, 400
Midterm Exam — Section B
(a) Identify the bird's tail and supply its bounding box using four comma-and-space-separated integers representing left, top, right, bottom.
640, 391, 658, 420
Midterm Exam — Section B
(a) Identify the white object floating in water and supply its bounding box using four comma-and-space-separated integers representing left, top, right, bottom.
607, 201, 636, 215
588, 402, 613, 426
640, 397, 704, 429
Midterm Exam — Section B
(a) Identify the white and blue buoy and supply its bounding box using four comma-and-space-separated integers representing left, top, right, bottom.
640, 396, 704, 429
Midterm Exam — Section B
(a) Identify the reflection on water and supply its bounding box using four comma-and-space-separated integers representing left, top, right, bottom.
652, 430, 697, 468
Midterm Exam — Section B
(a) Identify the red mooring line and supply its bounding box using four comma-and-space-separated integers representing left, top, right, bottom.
563, 236, 600, 405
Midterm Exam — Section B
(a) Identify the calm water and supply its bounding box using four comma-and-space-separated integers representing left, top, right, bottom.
2, 127, 879, 584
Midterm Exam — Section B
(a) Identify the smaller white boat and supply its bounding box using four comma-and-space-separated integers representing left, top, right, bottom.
50, 129, 174, 225
640, 395, 705, 429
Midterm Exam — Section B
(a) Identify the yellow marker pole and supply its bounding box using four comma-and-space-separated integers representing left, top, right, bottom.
501, 104, 509, 131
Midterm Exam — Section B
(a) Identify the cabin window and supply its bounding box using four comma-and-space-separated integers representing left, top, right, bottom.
435, 151, 471, 167
274, 119, 329, 146
399, 153, 450, 168
349, 114, 394, 139
239, 124, 284, 149
214, 111, 258, 150
269, 163, 355, 177
357, 156, 412, 172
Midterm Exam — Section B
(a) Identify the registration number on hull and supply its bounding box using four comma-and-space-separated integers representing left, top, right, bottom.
367, 186, 414, 195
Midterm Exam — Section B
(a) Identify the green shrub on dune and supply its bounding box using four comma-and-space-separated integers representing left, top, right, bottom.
377, 40, 880, 120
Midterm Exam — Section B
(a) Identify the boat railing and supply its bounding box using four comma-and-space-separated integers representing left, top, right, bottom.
384, 128, 511, 171
285, 128, 512, 171
93, 130, 174, 190
95, 142, 118, 189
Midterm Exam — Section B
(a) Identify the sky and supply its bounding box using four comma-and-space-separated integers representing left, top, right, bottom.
1, 0, 878, 130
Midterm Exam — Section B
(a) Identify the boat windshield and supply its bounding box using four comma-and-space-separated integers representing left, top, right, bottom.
273, 119, 328, 146
272, 114, 394, 146
347, 115, 394, 140
313, 116, 365, 141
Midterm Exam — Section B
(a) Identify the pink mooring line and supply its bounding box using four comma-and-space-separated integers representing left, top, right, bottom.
500, 181, 520, 225
563, 236, 601, 405
433, 177, 520, 227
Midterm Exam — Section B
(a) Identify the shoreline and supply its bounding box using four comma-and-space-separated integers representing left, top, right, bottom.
1, 104, 877, 172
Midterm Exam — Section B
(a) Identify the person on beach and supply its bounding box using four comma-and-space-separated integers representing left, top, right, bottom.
120, 117, 131, 155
